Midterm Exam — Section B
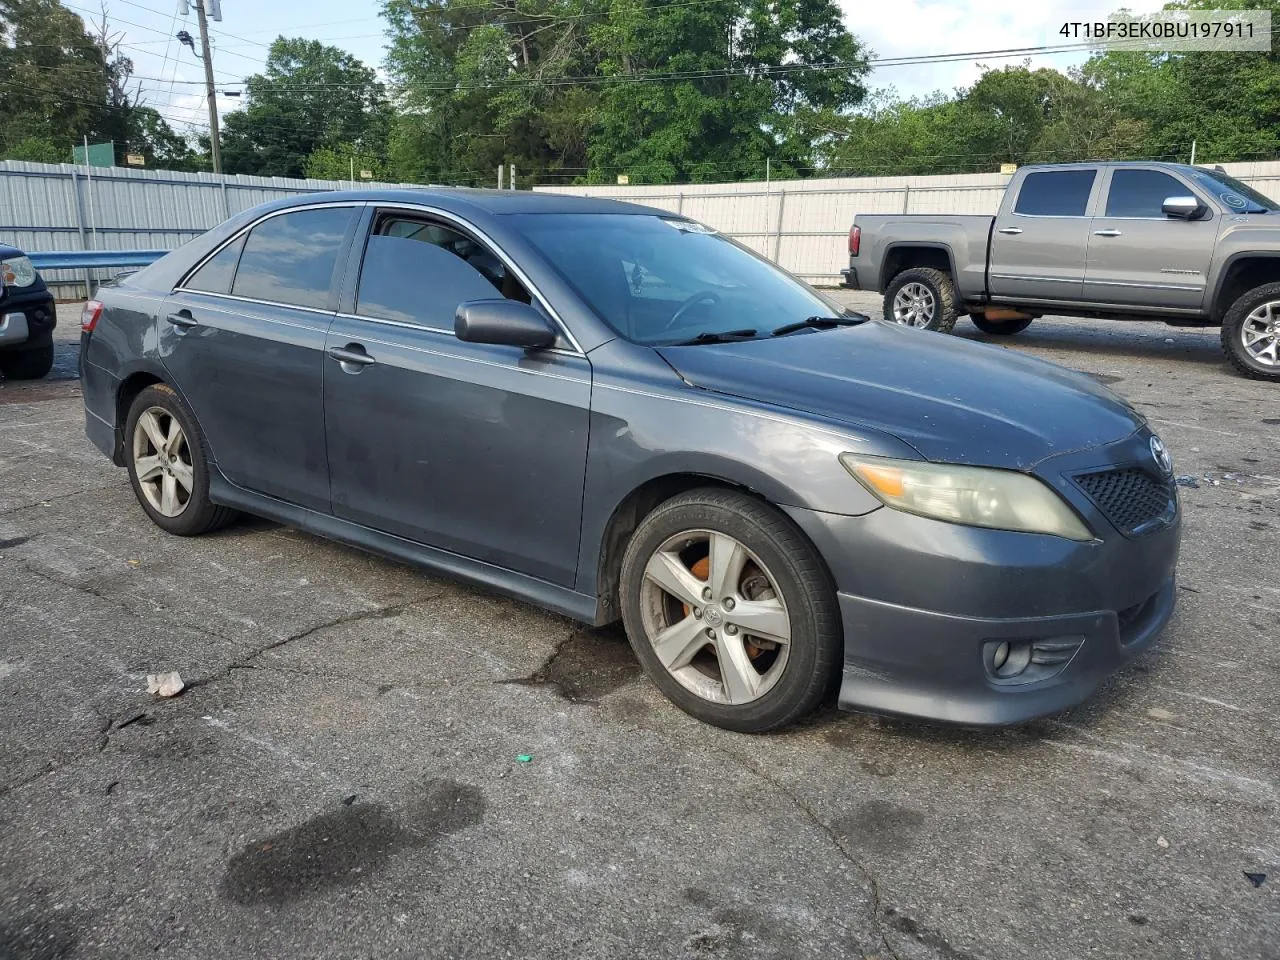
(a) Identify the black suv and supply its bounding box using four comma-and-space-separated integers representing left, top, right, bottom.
0, 243, 57, 380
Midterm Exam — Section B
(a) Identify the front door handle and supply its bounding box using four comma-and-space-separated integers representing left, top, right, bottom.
166, 311, 198, 329
327, 343, 375, 370
1093, 229, 1123, 237
997, 227, 1023, 235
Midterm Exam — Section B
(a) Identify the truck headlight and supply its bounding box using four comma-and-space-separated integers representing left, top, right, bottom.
840, 454, 1094, 541
1, 256, 37, 288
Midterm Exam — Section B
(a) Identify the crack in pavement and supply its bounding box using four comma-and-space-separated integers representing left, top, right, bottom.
496, 628, 576, 687
0, 484, 119, 518
701, 747, 967, 960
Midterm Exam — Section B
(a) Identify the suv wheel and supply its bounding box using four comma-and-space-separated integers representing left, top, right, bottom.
0, 342, 54, 380
883, 267, 958, 333
124, 384, 238, 535
619, 488, 842, 733
1222, 283, 1280, 380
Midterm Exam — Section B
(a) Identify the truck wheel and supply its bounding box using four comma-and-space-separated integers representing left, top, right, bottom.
971, 314, 1033, 336
0, 343, 54, 380
883, 267, 958, 333
1221, 283, 1280, 381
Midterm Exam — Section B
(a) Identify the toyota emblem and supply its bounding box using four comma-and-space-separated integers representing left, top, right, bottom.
1150, 436, 1172, 475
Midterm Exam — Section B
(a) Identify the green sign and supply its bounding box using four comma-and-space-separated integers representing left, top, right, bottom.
71, 141, 114, 168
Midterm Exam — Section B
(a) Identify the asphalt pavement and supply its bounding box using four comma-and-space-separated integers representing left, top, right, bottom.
0, 299, 1277, 959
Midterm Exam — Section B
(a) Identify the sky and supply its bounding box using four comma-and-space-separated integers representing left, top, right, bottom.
82, 0, 1169, 135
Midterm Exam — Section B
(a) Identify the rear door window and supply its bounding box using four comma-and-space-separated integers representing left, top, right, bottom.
184, 234, 245, 294
1105, 169, 1196, 218
231, 207, 353, 309
1013, 170, 1097, 217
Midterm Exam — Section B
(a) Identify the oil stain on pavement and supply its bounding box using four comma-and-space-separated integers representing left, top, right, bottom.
222, 778, 484, 906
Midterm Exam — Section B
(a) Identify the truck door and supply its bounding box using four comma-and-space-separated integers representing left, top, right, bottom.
1084, 167, 1218, 311
988, 168, 1100, 303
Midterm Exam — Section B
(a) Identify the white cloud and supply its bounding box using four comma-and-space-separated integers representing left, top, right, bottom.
840, 0, 1169, 100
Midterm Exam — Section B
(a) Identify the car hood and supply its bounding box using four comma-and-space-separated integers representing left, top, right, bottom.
657, 321, 1144, 470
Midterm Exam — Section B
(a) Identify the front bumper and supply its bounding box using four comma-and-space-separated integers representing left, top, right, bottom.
783, 436, 1181, 725
0, 287, 56, 349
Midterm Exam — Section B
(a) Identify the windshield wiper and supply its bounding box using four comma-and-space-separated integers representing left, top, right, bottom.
673, 328, 758, 345
770, 313, 867, 337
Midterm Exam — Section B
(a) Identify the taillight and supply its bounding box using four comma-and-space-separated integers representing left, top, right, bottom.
848, 225, 861, 257
81, 299, 103, 333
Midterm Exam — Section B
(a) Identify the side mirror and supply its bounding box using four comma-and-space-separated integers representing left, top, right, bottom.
1162, 196, 1205, 220
455, 299, 557, 349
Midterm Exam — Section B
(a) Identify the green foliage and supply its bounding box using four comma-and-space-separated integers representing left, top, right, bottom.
221, 37, 393, 179
304, 144, 389, 181
2, 136, 62, 163
381, 0, 868, 185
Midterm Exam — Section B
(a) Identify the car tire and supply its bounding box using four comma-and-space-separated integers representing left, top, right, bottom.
0, 342, 54, 380
619, 487, 842, 733
971, 314, 1033, 336
124, 383, 238, 536
883, 266, 958, 333
1221, 283, 1280, 381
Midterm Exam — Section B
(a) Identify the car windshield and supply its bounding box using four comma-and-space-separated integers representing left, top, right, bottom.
509, 213, 841, 344
1188, 168, 1278, 214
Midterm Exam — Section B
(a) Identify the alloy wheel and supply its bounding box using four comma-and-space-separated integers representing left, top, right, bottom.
892, 282, 936, 327
132, 406, 194, 517
638, 529, 792, 705
1242, 301, 1280, 367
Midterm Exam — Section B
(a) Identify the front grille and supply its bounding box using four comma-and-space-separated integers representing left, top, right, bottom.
1074, 467, 1175, 536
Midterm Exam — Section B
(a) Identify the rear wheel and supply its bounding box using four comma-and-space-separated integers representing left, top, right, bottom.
971, 314, 1033, 336
619, 488, 842, 733
0, 342, 54, 380
883, 267, 958, 333
124, 384, 238, 535
1221, 283, 1280, 381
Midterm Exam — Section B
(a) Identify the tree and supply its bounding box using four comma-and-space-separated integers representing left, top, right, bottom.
381, 0, 869, 185
304, 143, 388, 181
221, 38, 393, 178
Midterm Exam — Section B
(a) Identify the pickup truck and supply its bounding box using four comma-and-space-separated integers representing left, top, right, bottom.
842, 161, 1280, 380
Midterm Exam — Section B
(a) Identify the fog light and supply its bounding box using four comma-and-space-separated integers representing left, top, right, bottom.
983, 639, 1032, 680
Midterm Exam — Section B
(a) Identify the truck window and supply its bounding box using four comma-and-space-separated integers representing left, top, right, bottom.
1105, 170, 1194, 218
1013, 170, 1096, 217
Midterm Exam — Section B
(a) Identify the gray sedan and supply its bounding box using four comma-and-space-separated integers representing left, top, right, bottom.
79, 189, 1181, 732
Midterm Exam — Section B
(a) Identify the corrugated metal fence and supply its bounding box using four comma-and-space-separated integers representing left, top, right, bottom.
0, 160, 413, 298
7, 158, 1280, 295
538, 161, 1280, 284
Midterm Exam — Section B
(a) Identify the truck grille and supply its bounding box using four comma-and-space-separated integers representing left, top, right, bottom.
1074, 467, 1175, 536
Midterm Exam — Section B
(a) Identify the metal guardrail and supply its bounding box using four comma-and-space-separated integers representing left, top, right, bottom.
29, 249, 167, 271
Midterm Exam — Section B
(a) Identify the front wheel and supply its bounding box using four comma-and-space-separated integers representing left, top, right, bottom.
971, 314, 1033, 336
883, 267, 958, 333
0, 342, 54, 380
619, 488, 842, 733
1221, 283, 1280, 380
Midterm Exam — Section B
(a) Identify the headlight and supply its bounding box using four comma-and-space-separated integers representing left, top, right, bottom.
1, 256, 37, 288
840, 453, 1094, 541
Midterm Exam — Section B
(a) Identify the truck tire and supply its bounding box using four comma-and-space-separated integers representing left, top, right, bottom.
1221, 282, 1280, 381
0, 342, 54, 380
971, 314, 1033, 336
883, 267, 958, 333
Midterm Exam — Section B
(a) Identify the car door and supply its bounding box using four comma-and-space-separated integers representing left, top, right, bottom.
160, 203, 359, 512
988, 168, 1101, 303
1083, 167, 1218, 310
322, 207, 592, 587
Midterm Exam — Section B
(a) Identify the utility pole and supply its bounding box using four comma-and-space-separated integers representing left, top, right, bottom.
193, 1, 222, 173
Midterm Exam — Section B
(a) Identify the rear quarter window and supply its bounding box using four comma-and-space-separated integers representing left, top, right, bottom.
183, 234, 246, 294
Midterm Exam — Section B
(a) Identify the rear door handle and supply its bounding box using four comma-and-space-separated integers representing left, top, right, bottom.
327, 344, 375, 369
997, 227, 1023, 235
166, 311, 198, 329
1093, 229, 1123, 237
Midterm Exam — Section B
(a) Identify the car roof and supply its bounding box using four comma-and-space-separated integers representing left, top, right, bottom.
257, 186, 673, 219
1016, 161, 1204, 174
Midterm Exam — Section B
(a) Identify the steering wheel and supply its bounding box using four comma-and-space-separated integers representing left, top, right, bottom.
665, 290, 722, 330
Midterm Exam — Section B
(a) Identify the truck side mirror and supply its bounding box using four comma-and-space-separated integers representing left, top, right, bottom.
1162, 196, 1206, 220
